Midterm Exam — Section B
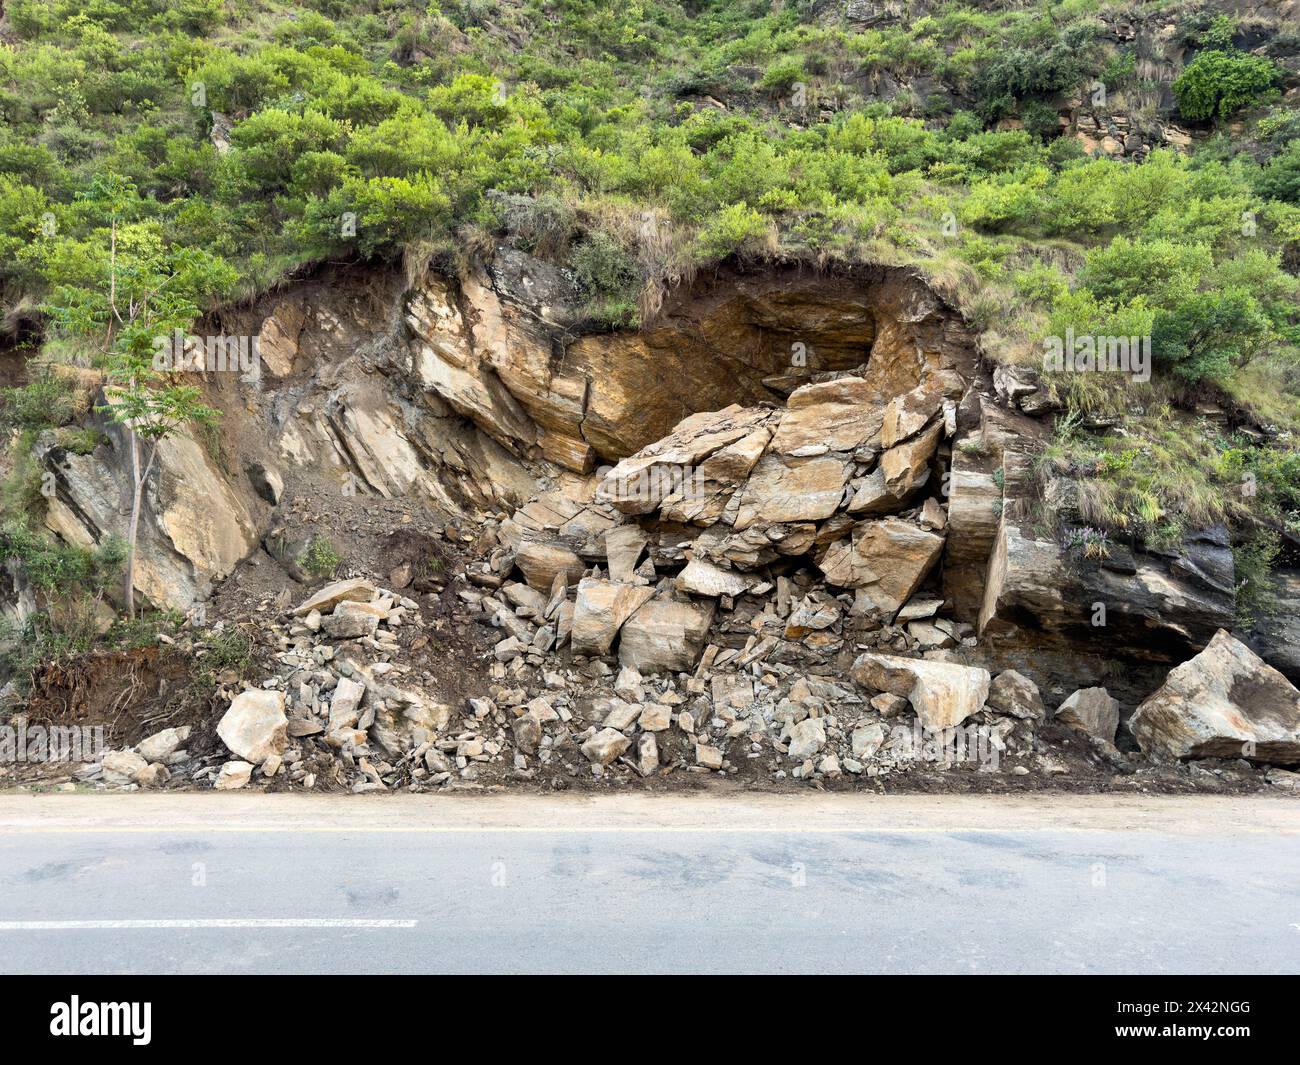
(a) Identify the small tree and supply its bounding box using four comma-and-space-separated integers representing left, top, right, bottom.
42, 174, 233, 616
99, 368, 218, 618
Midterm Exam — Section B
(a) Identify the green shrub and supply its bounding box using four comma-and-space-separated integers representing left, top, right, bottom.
759, 56, 805, 95
1256, 140, 1300, 205
968, 36, 1091, 122
570, 232, 638, 300
0, 375, 77, 433
693, 203, 771, 261
1078, 237, 1211, 309
1151, 289, 1271, 383
1173, 50, 1279, 122
1234, 528, 1281, 627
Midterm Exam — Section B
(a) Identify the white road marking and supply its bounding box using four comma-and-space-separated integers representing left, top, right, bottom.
1, 824, 1296, 835
0, 919, 417, 930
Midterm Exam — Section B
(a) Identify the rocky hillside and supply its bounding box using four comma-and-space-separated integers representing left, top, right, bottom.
0, 1, 1298, 795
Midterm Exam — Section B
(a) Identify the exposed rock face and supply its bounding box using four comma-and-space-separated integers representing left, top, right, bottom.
1054, 688, 1120, 745
1130, 630, 1300, 764
39, 422, 259, 611
978, 518, 1235, 660
1250, 570, 1300, 685
850, 653, 990, 730
30, 245, 1288, 734
408, 262, 976, 471
258, 300, 306, 377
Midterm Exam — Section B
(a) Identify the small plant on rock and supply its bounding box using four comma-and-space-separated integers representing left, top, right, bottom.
303, 536, 342, 579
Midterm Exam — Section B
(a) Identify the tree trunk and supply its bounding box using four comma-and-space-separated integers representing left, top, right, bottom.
123, 433, 159, 619
124, 428, 141, 618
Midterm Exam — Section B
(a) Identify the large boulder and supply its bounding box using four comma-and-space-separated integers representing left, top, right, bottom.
618, 597, 715, 673
850, 653, 990, 730
1130, 630, 1300, 764
217, 690, 287, 764
570, 579, 655, 656
818, 517, 945, 615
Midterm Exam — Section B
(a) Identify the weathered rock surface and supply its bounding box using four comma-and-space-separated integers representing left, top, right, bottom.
39, 422, 259, 611
570, 579, 655, 656
100, 750, 149, 786
818, 518, 944, 614
980, 520, 1235, 659
294, 579, 376, 617
1130, 630, 1300, 764
581, 727, 632, 765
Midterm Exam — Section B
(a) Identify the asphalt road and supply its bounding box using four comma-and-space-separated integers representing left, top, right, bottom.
1, 792, 1298, 974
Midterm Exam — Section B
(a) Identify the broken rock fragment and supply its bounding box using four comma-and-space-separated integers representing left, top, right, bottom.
677, 556, 750, 598
581, 727, 632, 765
516, 540, 586, 592
293, 578, 376, 617
215, 760, 254, 790
850, 653, 990, 731
986, 670, 1045, 721
1053, 687, 1119, 745
819, 517, 944, 616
